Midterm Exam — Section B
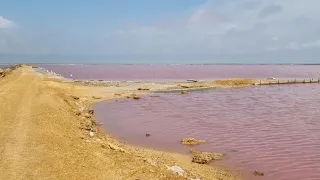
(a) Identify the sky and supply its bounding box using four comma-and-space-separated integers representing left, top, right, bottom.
1, 0, 320, 64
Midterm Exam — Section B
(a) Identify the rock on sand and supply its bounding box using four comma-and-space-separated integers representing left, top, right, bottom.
191, 149, 223, 164
0, 68, 4, 77
181, 138, 206, 145
166, 165, 184, 176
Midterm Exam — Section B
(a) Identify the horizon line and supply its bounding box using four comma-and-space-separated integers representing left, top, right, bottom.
1, 63, 320, 65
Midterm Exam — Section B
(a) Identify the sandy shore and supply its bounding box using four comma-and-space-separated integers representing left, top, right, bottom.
0, 65, 243, 180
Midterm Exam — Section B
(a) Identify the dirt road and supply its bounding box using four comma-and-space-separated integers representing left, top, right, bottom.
0, 67, 238, 180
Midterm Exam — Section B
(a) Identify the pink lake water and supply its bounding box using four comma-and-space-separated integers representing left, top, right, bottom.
94, 84, 320, 180
42, 64, 320, 179
39, 64, 320, 81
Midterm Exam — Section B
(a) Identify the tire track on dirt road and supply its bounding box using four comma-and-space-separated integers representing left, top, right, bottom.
0, 70, 38, 179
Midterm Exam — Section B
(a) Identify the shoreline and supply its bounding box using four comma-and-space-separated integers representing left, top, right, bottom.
61, 74, 242, 180
47, 69, 244, 180
0, 65, 315, 180
35, 65, 320, 92
0, 65, 241, 180
2, 65, 319, 179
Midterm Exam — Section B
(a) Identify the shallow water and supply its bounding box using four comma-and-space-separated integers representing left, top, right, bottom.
39, 64, 320, 81
94, 84, 320, 180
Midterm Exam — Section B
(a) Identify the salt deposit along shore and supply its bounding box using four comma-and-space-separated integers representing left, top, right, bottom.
0, 65, 242, 180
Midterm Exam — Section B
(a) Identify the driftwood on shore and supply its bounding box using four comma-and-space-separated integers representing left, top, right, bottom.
186, 79, 198, 82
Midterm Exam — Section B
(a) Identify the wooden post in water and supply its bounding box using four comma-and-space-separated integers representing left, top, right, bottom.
303, 79, 305, 83
260, 80, 261, 85
318, 78, 320, 83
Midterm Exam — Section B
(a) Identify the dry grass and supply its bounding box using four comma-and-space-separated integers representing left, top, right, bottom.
212, 78, 254, 87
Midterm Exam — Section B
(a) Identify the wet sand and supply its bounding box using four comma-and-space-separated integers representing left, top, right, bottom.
0, 65, 240, 180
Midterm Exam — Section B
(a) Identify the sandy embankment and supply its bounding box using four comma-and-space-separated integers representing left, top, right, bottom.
0, 66, 241, 180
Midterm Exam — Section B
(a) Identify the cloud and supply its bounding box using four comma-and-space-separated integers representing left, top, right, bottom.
2, 0, 320, 63
0, 16, 15, 28
104, 0, 320, 57
259, 3, 282, 18
284, 40, 320, 50
286, 42, 300, 50
301, 40, 320, 49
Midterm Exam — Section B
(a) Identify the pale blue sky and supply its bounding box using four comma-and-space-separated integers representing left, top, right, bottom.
1, 0, 320, 64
